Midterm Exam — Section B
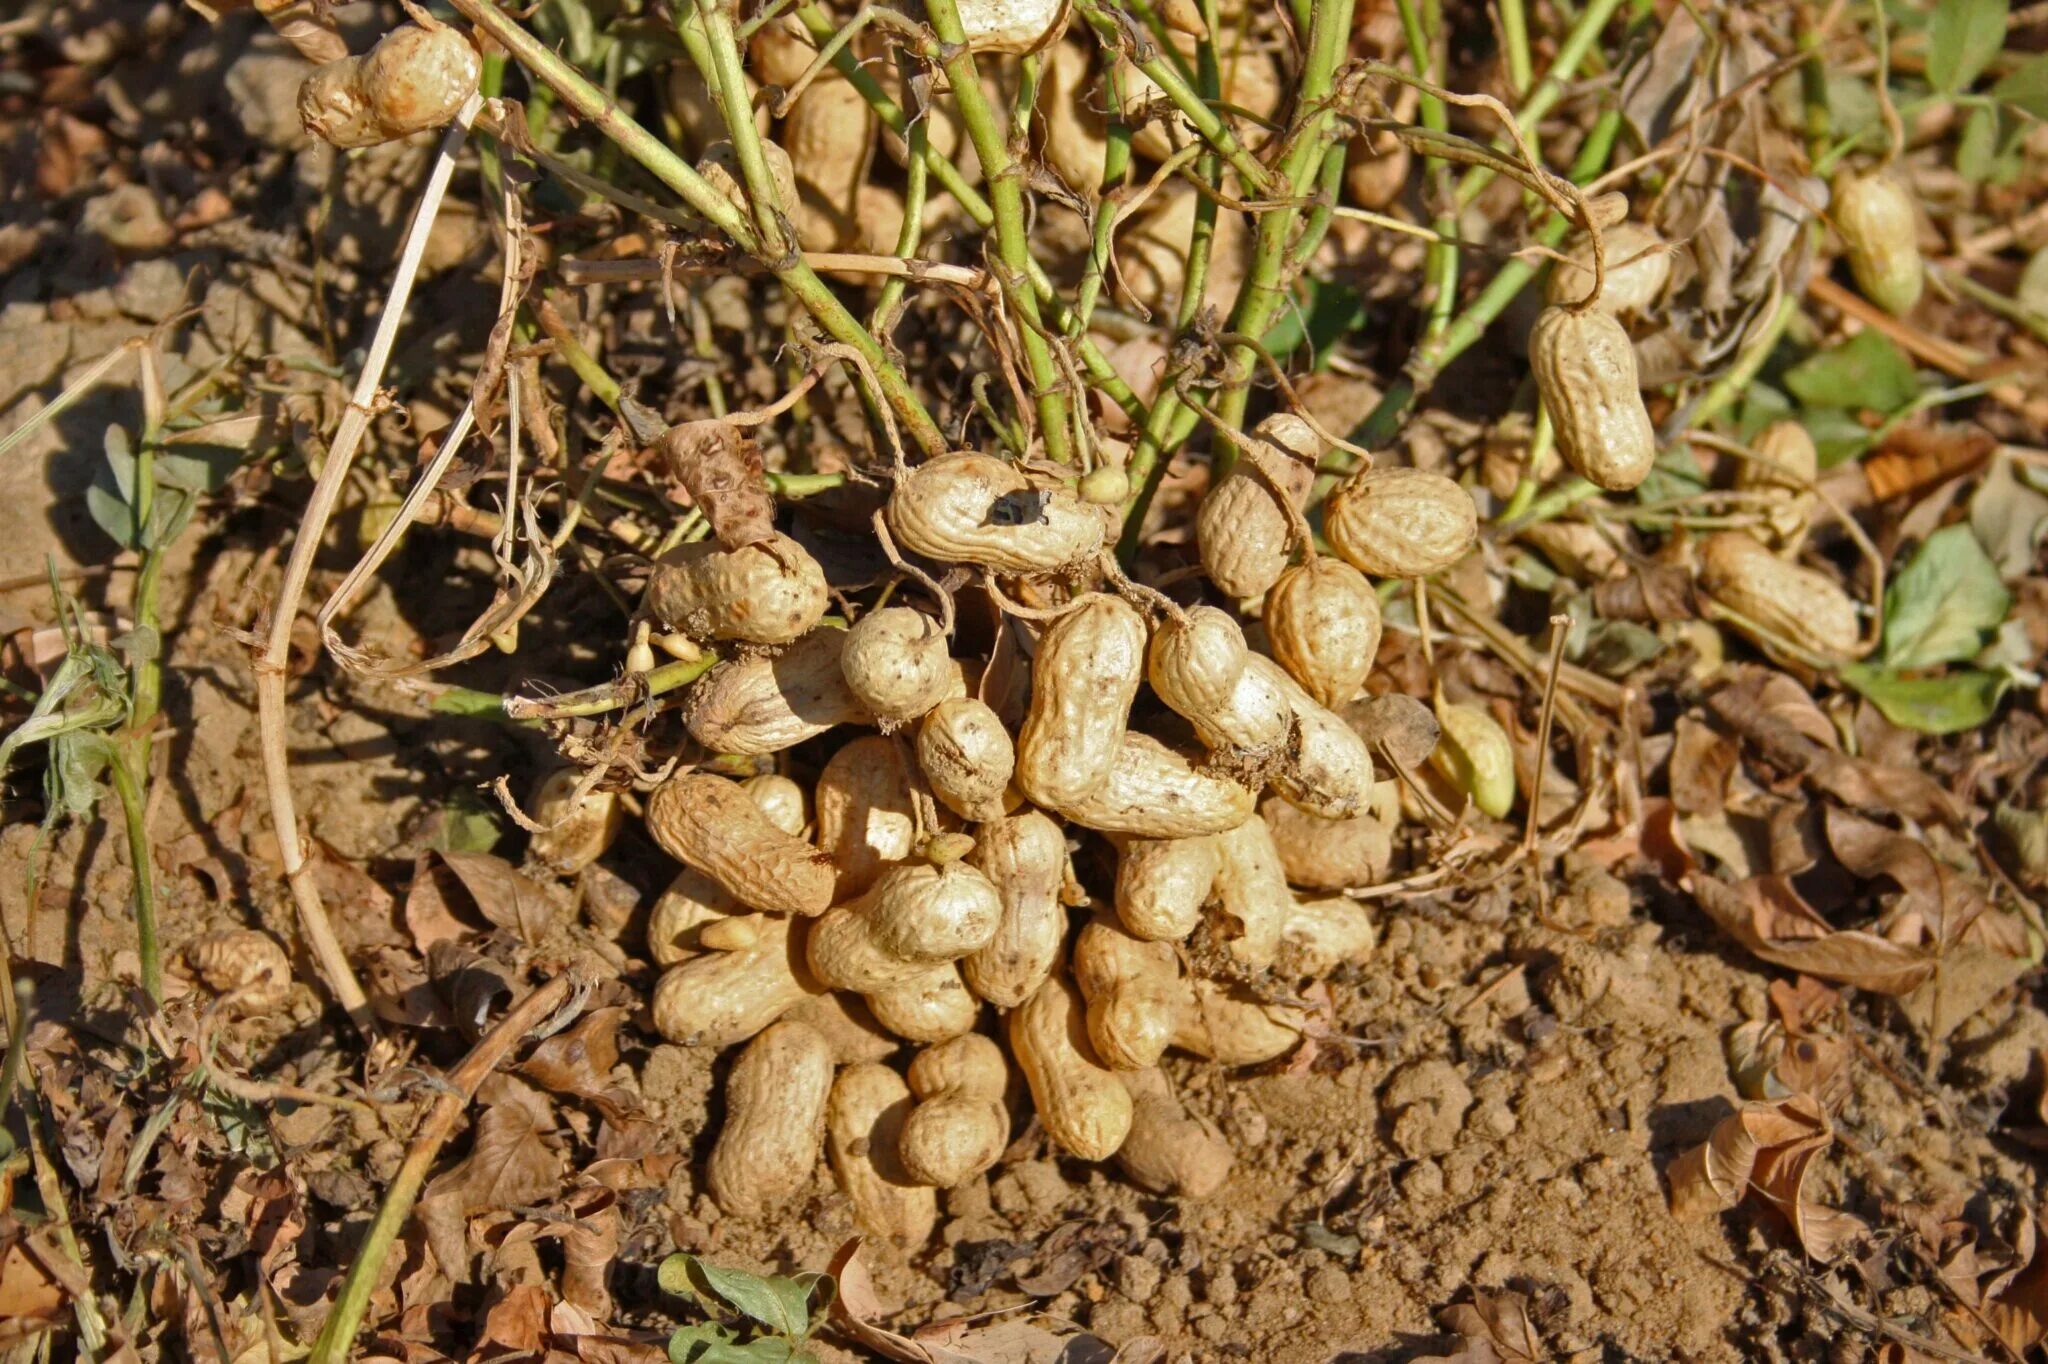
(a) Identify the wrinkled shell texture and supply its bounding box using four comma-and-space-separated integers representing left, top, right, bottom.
1736, 420, 1820, 550
299, 24, 479, 148
1073, 913, 1180, 1070
1061, 733, 1255, 838
646, 773, 835, 916
527, 769, 623, 874
815, 735, 917, 901
644, 533, 828, 644
917, 697, 1016, 821
706, 1021, 834, 1214
1009, 973, 1134, 1160
809, 861, 1005, 993
827, 1063, 938, 1253
1529, 306, 1658, 492
964, 810, 1069, 1008
1117, 1068, 1233, 1197
1698, 531, 1863, 661
1198, 458, 1312, 599
899, 1034, 1010, 1186
1834, 170, 1924, 316
1265, 558, 1382, 708
685, 626, 871, 755
842, 607, 954, 727
1325, 467, 1477, 579
651, 914, 820, 1046
886, 453, 1105, 571
1015, 595, 1148, 810
189, 930, 292, 1012
1115, 834, 1219, 941
1544, 222, 1671, 313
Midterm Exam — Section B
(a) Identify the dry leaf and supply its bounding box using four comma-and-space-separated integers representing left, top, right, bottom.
1012, 1220, 1127, 1296
475, 1282, 552, 1358
1415, 1289, 1543, 1364
419, 1100, 566, 1284
1685, 870, 1935, 995
659, 419, 773, 549
1668, 1093, 1865, 1260
1669, 715, 1738, 816
0, 1231, 66, 1324
519, 1008, 626, 1100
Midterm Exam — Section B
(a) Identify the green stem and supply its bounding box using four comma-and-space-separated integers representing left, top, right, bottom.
445, 0, 944, 456
683, 0, 793, 253
1499, 0, 1533, 96
873, 54, 931, 334
923, 0, 1073, 462
1071, 0, 1273, 191
1071, 62, 1136, 331
108, 752, 160, 1005
1452, 0, 1627, 208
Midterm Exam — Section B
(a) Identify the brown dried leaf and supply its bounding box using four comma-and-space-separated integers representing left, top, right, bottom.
475, 1283, 552, 1359
1669, 715, 1737, 816
0, 1233, 67, 1324
1864, 425, 1995, 505
660, 420, 772, 549
419, 1101, 566, 1283
1668, 1094, 1864, 1260
1012, 1220, 1127, 1296
438, 851, 561, 944
1591, 562, 1696, 624
1686, 871, 1936, 995
519, 1008, 626, 1100
1415, 1289, 1543, 1364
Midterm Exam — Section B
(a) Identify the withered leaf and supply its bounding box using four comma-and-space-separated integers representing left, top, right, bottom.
1011, 1220, 1127, 1297
518, 1007, 626, 1100
418, 1101, 565, 1283
1685, 870, 1936, 995
1668, 1093, 1864, 1261
1668, 715, 1738, 816
476, 1282, 552, 1357
1591, 562, 1696, 624
660, 419, 773, 549
436, 850, 561, 944
1416, 1289, 1543, 1364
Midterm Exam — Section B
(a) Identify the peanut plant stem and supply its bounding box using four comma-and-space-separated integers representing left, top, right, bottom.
1072, 0, 1273, 192
923, 0, 1073, 462
684, 0, 794, 256
448, 0, 945, 456
1452, 0, 1626, 208
107, 754, 160, 1005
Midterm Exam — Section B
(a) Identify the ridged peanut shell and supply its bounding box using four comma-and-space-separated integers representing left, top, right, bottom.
1015, 595, 1148, 810
1324, 468, 1477, 578
917, 697, 1017, 822
808, 860, 1005, 992
1072, 912, 1180, 1070
816, 736, 917, 902
1211, 813, 1291, 969
1698, 531, 1862, 663
1197, 455, 1312, 600
964, 810, 1070, 1008
827, 1064, 937, 1254
526, 768, 623, 874
1116, 1068, 1231, 1197
1735, 421, 1819, 551
650, 914, 823, 1046
1009, 972, 1133, 1160
1529, 306, 1657, 493
1265, 558, 1382, 708
1544, 222, 1671, 313
899, 1035, 1010, 1187
646, 773, 836, 915
886, 453, 1105, 572
685, 626, 873, 756
843, 607, 954, 729
706, 1021, 833, 1215
1833, 170, 1923, 316
645, 533, 827, 645
1259, 797, 1389, 892
1058, 733, 1255, 838
1114, 834, 1219, 940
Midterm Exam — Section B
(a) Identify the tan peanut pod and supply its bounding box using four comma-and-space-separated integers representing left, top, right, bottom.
695, 138, 798, 221
1037, 39, 1106, 192
1529, 305, 1658, 493
1114, 834, 1219, 940
527, 768, 623, 874
1344, 126, 1410, 212
644, 533, 827, 646
741, 773, 810, 838
809, 857, 1006, 992
1697, 531, 1863, 664
1015, 595, 1148, 810
899, 1034, 1010, 1187
666, 65, 768, 156
1147, 606, 1289, 752
1211, 813, 1291, 970
948, 0, 1067, 52
1253, 656, 1375, 819
1735, 420, 1819, 552
843, 607, 954, 730
1324, 467, 1478, 579
866, 962, 982, 1042
827, 1063, 938, 1254
1116, 1067, 1232, 1197
787, 75, 877, 252
1278, 897, 1376, 977
685, 626, 874, 756
1833, 170, 1923, 316
1009, 972, 1134, 1160
1171, 978, 1303, 1065
1073, 912, 1180, 1070
706, 1020, 834, 1215
785, 991, 901, 1064
1259, 797, 1389, 892
188, 930, 292, 1013
1060, 733, 1255, 838
1197, 440, 1315, 601
1430, 700, 1517, 819
749, 13, 816, 88
886, 453, 1106, 572
1264, 558, 1382, 708
1544, 222, 1671, 313
917, 697, 1017, 823
647, 773, 837, 916
815, 736, 918, 902
651, 914, 824, 1045
298, 23, 480, 149
648, 868, 741, 966
964, 811, 1069, 1008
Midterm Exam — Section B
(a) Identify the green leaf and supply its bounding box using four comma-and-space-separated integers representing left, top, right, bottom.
1840, 664, 2010, 735
1955, 103, 1999, 182
432, 788, 503, 855
1784, 330, 1919, 413
658, 1255, 831, 1342
103, 425, 136, 503
1928, 0, 2009, 92
1879, 524, 2012, 669
1803, 407, 1878, 470
1993, 52, 2048, 117
85, 483, 137, 550
1260, 278, 1367, 369
666, 1325, 797, 1364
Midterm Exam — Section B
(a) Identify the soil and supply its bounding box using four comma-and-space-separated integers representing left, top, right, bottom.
4, 3, 2048, 1364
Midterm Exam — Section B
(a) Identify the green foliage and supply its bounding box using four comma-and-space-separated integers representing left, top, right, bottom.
1839, 664, 2010, 735
1839, 525, 2017, 735
1926, 0, 2008, 93
1784, 330, 1920, 413
1993, 53, 2048, 118
658, 1253, 834, 1364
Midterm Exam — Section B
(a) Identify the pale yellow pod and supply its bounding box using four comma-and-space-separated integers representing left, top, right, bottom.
1429, 700, 1517, 819
785, 990, 902, 1064
1544, 221, 1671, 313
647, 867, 740, 967
1698, 531, 1863, 664
1146, 606, 1288, 752
1252, 655, 1376, 819
527, 768, 623, 874
1015, 595, 1148, 810
741, 773, 810, 838
950, 0, 1066, 52
297, 61, 379, 148
1171, 978, 1303, 1065
899, 1034, 1010, 1187
299, 24, 480, 149
651, 914, 823, 1046
1278, 897, 1376, 977
788, 75, 877, 252
749, 13, 816, 88
808, 859, 1006, 992
964, 810, 1070, 1008
827, 1063, 938, 1255
1529, 305, 1658, 493
1116, 1068, 1232, 1197
1114, 834, 1219, 940
667, 64, 767, 156
685, 626, 874, 756
706, 1020, 834, 1215
1735, 421, 1819, 552
1060, 734, 1255, 838
1197, 451, 1314, 600
1211, 813, 1291, 970
646, 773, 837, 916
645, 533, 828, 645
865, 962, 983, 1043
1833, 170, 1923, 316
696, 138, 798, 220
1072, 911, 1180, 1070
1264, 558, 1382, 708
188, 930, 292, 1014
1259, 797, 1390, 892
1008, 972, 1134, 1160
843, 607, 954, 730
1037, 39, 1106, 192
815, 735, 917, 902
1324, 467, 1478, 579
917, 697, 1017, 823
886, 453, 1106, 572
